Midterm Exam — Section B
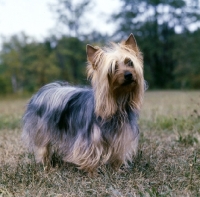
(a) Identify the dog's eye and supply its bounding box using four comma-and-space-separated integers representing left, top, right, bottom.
109, 63, 118, 74
115, 64, 119, 71
128, 60, 134, 67
124, 58, 134, 67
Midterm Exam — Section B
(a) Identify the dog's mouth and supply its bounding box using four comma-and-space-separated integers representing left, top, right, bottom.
122, 79, 136, 86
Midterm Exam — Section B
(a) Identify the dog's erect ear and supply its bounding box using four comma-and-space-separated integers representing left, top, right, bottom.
86, 44, 98, 64
125, 33, 137, 51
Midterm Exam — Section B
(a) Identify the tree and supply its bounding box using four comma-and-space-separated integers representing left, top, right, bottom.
50, 0, 92, 37
0, 33, 60, 93
22, 41, 60, 91
51, 36, 87, 84
173, 29, 200, 89
0, 33, 28, 93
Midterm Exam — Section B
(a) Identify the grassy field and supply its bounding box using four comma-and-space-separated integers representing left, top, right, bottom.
0, 91, 200, 197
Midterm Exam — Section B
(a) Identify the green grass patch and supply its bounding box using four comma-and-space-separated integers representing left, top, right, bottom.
140, 115, 200, 134
0, 115, 21, 130
177, 133, 198, 146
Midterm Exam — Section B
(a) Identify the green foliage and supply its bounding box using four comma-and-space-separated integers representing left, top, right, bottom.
0, 34, 88, 94
53, 36, 87, 84
0, 115, 20, 130
173, 29, 200, 89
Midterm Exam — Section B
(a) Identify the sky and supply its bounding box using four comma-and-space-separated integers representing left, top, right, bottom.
0, 0, 121, 42
1, 0, 199, 43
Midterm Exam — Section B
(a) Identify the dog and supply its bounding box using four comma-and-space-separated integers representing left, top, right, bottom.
22, 34, 146, 175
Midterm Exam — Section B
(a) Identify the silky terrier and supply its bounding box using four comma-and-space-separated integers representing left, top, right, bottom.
22, 34, 146, 174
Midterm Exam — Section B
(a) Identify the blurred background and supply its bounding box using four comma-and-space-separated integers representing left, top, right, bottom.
0, 0, 200, 95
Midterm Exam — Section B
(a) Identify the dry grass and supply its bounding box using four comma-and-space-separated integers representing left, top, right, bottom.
0, 91, 200, 197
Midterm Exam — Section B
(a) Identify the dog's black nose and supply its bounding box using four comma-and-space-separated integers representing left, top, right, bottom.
124, 71, 132, 80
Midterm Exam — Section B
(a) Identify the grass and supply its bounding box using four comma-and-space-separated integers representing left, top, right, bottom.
0, 91, 200, 197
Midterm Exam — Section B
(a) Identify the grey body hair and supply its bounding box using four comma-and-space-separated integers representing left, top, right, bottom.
22, 81, 140, 171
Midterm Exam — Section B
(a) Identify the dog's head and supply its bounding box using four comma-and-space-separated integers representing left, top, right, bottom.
86, 34, 145, 118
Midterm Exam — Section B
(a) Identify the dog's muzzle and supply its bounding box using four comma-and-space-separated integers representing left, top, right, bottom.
123, 71, 136, 86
